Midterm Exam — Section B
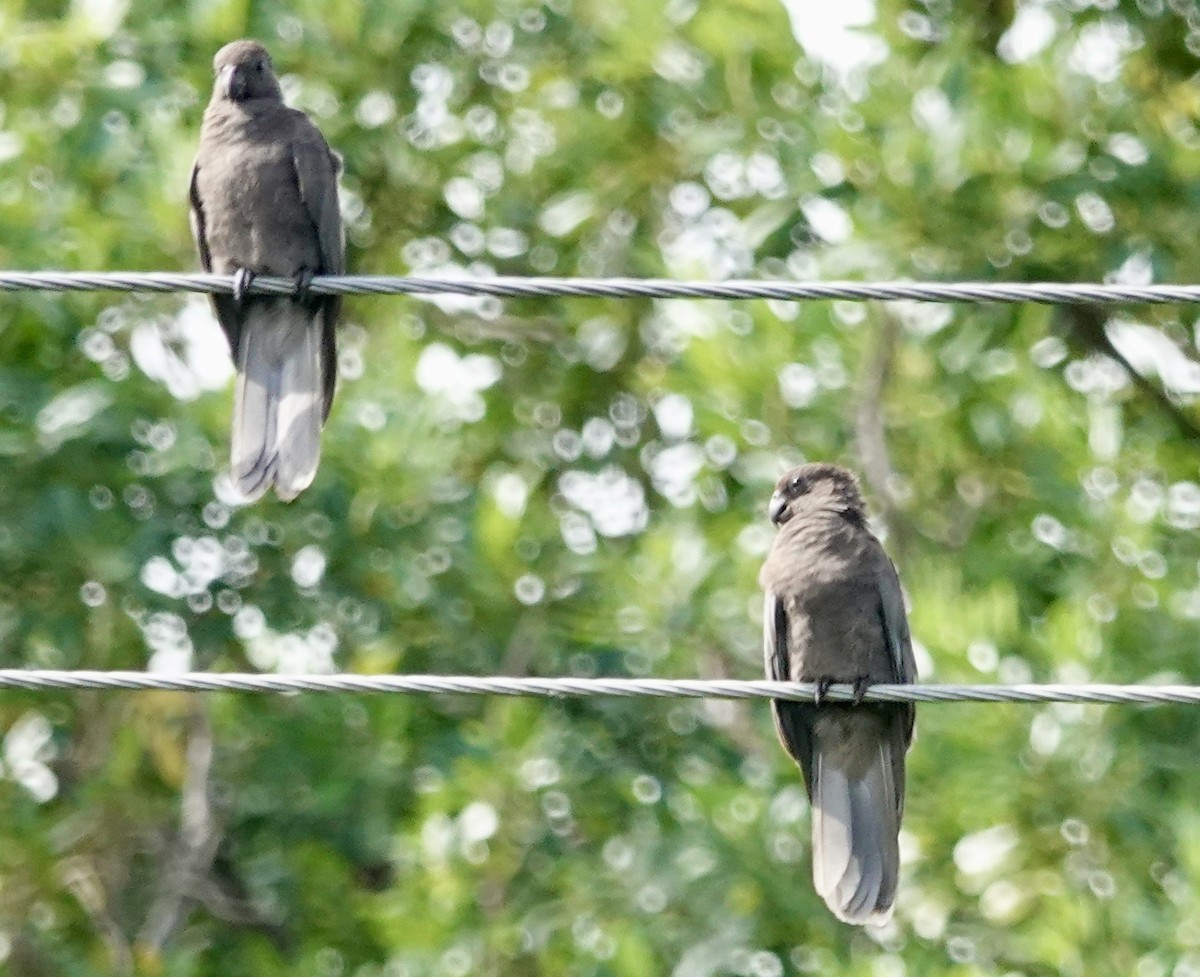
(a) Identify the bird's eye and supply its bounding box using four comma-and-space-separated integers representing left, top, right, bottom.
789, 476, 805, 493
255, 61, 264, 72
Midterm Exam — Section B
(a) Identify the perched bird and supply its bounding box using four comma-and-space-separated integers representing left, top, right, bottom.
759, 463, 916, 925
189, 39, 344, 501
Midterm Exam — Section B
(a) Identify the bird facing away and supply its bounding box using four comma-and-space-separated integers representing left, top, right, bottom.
189, 39, 344, 501
759, 463, 916, 925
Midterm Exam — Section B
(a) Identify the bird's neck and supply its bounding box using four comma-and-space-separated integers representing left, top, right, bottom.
206, 97, 283, 119
791, 503, 864, 531
781, 507, 869, 558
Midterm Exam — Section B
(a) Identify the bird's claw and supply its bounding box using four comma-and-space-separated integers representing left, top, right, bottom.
293, 268, 314, 303
811, 676, 871, 705
233, 268, 256, 306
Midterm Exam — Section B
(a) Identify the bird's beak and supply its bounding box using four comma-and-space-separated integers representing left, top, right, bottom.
768, 491, 787, 525
219, 64, 244, 101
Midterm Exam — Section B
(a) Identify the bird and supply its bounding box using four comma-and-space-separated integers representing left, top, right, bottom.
759, 462, 916, 925
189, 39, 344, 502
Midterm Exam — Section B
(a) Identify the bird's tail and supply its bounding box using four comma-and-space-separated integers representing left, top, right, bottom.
810, 728, 902, 925
231, 303, 324, 502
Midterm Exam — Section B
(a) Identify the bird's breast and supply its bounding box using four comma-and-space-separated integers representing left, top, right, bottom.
196, 118, 320, 278
763, 514, 890, 680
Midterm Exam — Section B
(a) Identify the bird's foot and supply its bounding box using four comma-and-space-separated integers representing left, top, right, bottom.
233, 268, 256, 306
811, 676, 871, 704
293, 268, 314, 304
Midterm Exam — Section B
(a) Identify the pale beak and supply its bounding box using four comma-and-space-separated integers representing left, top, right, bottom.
768, 491, 788, 524
219, 63, 243, 100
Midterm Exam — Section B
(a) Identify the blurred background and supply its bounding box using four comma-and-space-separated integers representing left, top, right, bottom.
2, 0, 1200, 973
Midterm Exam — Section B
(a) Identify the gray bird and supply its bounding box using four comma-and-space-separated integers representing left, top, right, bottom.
759, 462, 916, 925
189, 39, 344, 501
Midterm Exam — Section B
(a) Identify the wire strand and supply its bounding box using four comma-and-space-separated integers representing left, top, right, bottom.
0, 671, 1197, 704
4, 271, 1200, 305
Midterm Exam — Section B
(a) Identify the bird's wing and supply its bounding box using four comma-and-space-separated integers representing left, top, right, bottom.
290, 117, 344, 276
876, 550, 917, 757
188, 161, 213, 272
289, 114, 343, 417
877, 554, 916, 685
189, 158, 240, 353
763, 590, 816, 792
763, 590, 787, 682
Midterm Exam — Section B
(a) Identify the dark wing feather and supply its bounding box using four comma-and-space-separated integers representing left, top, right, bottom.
290, 115, 344, 417
876, 553, 917, 746
877, 556, 916, 684
188, 160, 241, 354
764, 591, 816, 795
188, 162, 212, 272
290, 118, 344, 277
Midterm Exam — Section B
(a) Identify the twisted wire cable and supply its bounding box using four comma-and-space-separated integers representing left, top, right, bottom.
4, 271, 1200, 305
0, 671, 1197, 704
3, 271, 1192, 706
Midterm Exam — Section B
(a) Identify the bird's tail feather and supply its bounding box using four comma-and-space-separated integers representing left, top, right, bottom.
231, 304, 323, 502
811, 740, 900, 925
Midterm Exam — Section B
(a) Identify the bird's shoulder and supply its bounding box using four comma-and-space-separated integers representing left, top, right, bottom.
759, 508, 891, 593
283, 108, 339, 164
198, 100, 314, 144
196, 100, 338, 175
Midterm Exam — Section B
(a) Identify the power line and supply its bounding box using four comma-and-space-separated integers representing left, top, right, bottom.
3, 271, 1200, 305
0, 671, 1196, 704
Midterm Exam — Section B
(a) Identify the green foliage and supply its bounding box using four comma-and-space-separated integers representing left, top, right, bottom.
2, 0, 1200, 973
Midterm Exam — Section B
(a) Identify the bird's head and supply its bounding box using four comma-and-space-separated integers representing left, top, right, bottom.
211, 39, 282, 104
768, 462, 866, 526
